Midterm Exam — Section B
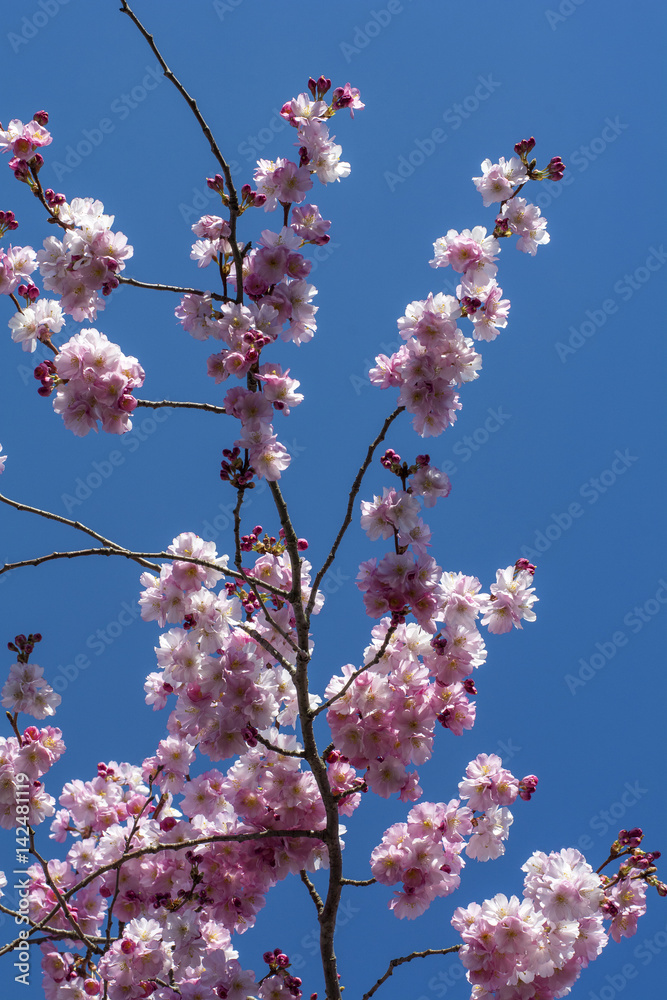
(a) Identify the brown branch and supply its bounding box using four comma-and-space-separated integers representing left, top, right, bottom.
0, 547, 161, 575
0, 496, 293, 599
313, 622, 397, 718
118, 0, 245, 302
30, 835, 100, 955
235, 623, 296, 674
300, 869, 324, 915
0, 492, 137, 551
361, 947, 462, 1000
0, 925, 117, 958
117, 275, 224, 299
340, 878, 376, 887
135, 398, 226, 414
253, 731, 304, 759
231, 486, 300, 656
307, 406, 405, 617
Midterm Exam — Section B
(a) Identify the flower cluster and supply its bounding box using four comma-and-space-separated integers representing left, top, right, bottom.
0, 112, 52, 178
371, 800, 472, 919
497, 196, 550, 255
370, 141, 560, 435
357, 453, 537, 639
37, 196, 133, 321
8, 296, 65, 352
222, 379, 294, 482
1, 661, 60, 719
481, 559, 538, 635
371, 755, 532, 919
453, 848, 606, 997
0, 725, 63, 828
279, 79, 362, 183
47, 327, 145, 435
472, 155, 528, 207
0, 244, 38, 296
369, 292, 474, 436
350, 445, 538, 793
140, 532, 323, 758
41, 934, 256, 1000
326, 619, 483, 800
449, 839, 662, 1000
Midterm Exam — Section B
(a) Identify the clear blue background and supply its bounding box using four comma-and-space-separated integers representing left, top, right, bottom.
0, 1, 665, 997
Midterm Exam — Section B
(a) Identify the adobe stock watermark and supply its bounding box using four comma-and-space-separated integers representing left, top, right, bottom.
526, 116, 629, 216
49, 65, 165, 182
349, 339, 402, 396
544, 0, 586, 31
440, 406, 511, 477
49, 596, 145, 696
555, 245, 666, 362
348, 274, 462, 396
60, 409, 170, 515
7, 0, 77, 55
565, 580, 667, 695
196, 437, 307, 545
574, 779, 649, 855
289, 899, 359, 970
519, 449, 638, 563
178, 173, 240, 226
415, 961, 466, 1000
339, 1, 416, 63
237, 108, 289, 164
384, 75, 502, 192
212, 0, 243, 20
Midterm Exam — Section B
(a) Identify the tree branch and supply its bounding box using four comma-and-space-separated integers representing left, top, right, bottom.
307, 406, 405, 617
313, 622, 397, 718
118, 0, 245, 302
0, 492, 136, 551
0, 547, 161, 576
361, 946, 462, 1000
117, 275, 224, 299
30, 833, 100, 955
135, 398, 226, 414
254, 731, 304, 759
300, 869, 324, 915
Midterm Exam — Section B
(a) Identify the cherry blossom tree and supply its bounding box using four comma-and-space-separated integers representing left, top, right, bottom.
0, 5, 662, 1000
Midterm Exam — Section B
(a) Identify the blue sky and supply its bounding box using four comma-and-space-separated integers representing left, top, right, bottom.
0, 1, 665, 997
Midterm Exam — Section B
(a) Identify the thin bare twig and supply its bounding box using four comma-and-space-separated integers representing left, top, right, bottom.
231, 486, 300, 655
236, 623, 296, 674
0, 492, 134, 550
361, 946, 461, 1000
135, 398, 226, 414
253, 731, 304, 759
0, 547, 161, 576
313, 622, 397, 718
307, 406, 405, 617
30, 834, 100, 954
117, 275, 224, 299
300, 869, 324, 915
0, 493, 294, 598
118, 0, 245, 302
